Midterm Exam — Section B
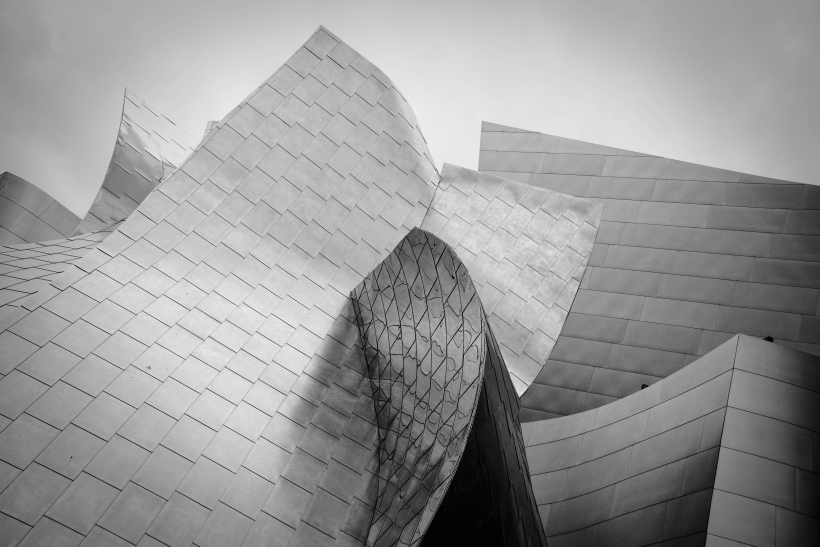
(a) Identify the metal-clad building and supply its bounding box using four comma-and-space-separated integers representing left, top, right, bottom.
0, 27, 816, 547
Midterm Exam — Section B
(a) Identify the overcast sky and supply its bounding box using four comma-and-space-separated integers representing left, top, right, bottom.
1, 0, 818, 216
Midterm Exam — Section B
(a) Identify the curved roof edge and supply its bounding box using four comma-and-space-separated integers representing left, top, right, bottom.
73, 89, 198, 235
0, 172, 81, 244
524, 333, 820, 544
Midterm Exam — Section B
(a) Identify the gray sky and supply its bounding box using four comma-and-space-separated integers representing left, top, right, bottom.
1, 0, 818, 216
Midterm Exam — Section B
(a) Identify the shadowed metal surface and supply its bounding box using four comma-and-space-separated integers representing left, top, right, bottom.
523, 334, 820, 545
0, 173, 81, 244
74, 90, 198, 235
423, 324, 547, 547
479, 121, 820, 421
352, 228, 486, 546
421, 164, 601, 395
0, 27, 440, 547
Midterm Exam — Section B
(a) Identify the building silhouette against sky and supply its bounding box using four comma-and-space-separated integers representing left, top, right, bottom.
0, 27, 817, 547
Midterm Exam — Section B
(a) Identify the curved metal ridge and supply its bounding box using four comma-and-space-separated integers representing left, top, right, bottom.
422, 323, 548, 547
74, 90, 197, 235
352, 228, 486, 546
0, 172, 81, 244
0, 26, 443, 547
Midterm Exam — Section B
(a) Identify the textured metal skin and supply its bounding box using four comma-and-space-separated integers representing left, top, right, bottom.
421, 164, 602, 395
352, 228, 486, 546
2, 22, 815, 547
479, 122, 820, 421
523, 334, 820, 545
423, 328, 548, 547
74, 90, 197, 235
0, 227, 116, 323
0, 27, 442, 547
0, 172, 81, 244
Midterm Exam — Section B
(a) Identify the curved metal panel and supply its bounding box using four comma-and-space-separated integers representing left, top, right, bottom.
352, 228, 486, 546
0, 227, 116, 323
0, 26, 441, 547
479, 122, 820, 421
422, 326, 548, 547
524, 334, 820, 545
420, 164, 602, 396
0, 172, 81, 244
74, 90, 198, 235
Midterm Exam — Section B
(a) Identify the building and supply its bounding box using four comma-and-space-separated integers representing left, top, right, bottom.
0, 26, 817, 547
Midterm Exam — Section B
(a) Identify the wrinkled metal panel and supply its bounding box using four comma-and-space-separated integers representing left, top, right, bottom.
423, 327, 547, 547
421, 164, 601, 395
352, 228, 487, 546
0, 26, 441, 547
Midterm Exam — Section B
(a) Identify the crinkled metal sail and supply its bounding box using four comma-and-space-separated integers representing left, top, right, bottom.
74, 90, 198, 235
0, 27, 440, 547
0, 172, 81, 244
352, 228, 486, 546
420, 164, 601, 395
422, 324, 548, 547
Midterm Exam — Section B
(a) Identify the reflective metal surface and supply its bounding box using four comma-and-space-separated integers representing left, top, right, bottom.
423, 318, 547, 547
74, 90, 198, 235
0, 22, 815, 547
352, 228, 486, 546
479, 122, 820, 421
421, 164, 601, 396
0, 26, 441, 547
0, 172, 81, 244
0, 226, 116, 323
523, 334, 820, 545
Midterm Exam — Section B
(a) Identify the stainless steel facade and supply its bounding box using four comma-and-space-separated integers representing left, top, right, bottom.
0, 25, 817, 547
353, 228, 489, 546
0, 226, 116, 323
424, 316, 547, 547
0, 172, 81, 244
74, 90, 198, 235
421, 165, 601, 396
524, 334, 820, 545
479, 122, 820, 422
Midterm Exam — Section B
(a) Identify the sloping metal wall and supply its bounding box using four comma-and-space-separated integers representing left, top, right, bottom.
74, 91, 197, 235
0, 27, 441, 547
0, 173, 81, 244
479, 122, 820, 421
523, 334, 820, 545
421, 164, 601, 395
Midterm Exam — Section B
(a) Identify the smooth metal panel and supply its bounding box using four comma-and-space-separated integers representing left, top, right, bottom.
523, 335, 820, 543
480, 123, 820, 421
0, 173, 81, 244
